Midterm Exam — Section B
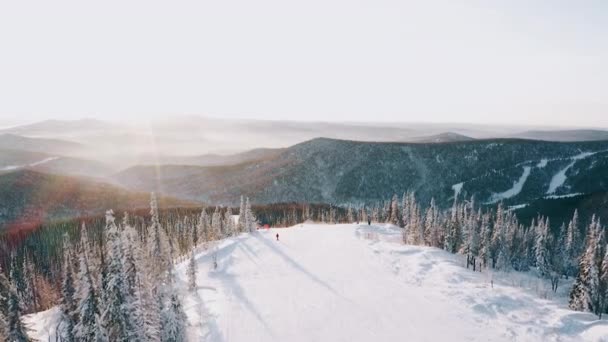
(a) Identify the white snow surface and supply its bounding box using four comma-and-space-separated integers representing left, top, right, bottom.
488, 166, 532, 203
26, 224, 608, 341
452, 182, 464, 199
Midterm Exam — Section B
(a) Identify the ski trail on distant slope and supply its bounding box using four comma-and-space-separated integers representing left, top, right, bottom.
487, 166, 531, 204
546, 151, 597, 194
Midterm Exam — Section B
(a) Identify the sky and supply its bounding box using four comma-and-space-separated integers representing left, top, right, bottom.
0, 0, 607, 127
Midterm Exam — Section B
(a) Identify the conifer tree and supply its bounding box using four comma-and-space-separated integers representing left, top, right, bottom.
565, 210, 581, 277
535, 218, 550, 277
238, 196, 246, 232
101, 210, 135, 341
7, 265, 31, 342
60, 233, 78, 342
389, 194, 400, 226
569, 216, 601, 313
245, 197, 257, 232
188, 249, 197, 291
75, 225, 102, 341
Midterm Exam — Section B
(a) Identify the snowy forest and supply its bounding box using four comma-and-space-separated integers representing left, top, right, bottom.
1, 191, 608, 341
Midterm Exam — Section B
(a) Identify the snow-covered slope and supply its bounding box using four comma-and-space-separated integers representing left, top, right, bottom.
175, 224, 606, 341
26, 224, 608, 341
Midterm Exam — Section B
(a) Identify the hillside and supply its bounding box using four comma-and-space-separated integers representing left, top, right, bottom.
0, 149, 115, 178
513, 129, 608, 142
26, 223, 608, 341
113, 138, 608, 209
0, 169, 198, 229
0, 134, 86, 156
156, 148, 285, 167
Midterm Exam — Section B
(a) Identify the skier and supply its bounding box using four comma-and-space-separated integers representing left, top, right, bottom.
276, 233, 279, 241
368, 218, 371, 225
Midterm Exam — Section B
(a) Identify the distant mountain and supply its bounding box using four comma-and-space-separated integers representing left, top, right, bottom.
411, 132, 475, 143
512, 129, 608, 142
0, 149, 115, 178
0, 170, 198, 229
0, 134, 86, 156
156, 148, 285, 166
112, 138, 608, 208
0, 119, 118, 136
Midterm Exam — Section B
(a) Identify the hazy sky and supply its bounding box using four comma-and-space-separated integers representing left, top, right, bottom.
0, 0, 607, 127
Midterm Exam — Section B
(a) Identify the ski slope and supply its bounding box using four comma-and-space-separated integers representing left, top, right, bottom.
174, 224, 608, 342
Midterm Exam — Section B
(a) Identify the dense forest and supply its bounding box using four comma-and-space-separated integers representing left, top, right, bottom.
1, 192, 608, 340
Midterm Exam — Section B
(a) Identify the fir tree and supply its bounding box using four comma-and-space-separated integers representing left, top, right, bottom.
238, 196, 246, 232
74, 226, 102, 341
7, 265, 31, 342
101, 210, 135, 341
569, 216, 601, 313
160, 287, 187, 342
60, 233, 78, 342
188, 249, 197, 291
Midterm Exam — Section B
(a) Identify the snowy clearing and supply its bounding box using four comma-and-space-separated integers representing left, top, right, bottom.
171, 224, 607, 341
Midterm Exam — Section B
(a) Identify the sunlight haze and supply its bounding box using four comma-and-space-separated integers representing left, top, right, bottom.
0, 0, 607, 127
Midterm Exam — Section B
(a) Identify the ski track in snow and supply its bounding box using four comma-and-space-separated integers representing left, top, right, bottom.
546, 152, 597, 195
488, 166, 532, 204
0, 157, 58, 171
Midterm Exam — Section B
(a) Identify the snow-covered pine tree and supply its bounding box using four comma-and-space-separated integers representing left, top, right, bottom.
599, 248, 608, 318
121, 220, 146, 341
535, 217, 550, 277
101, 210, 136, 341
0, 307, 7, 341
60, 233, 78, 342
569, 216, 601, 313
347, 206, 355, 223
160, 284, 187, 342
192, 209, 203, 249
188, 249, 197, 291
224, 207, 236, 237
0, 266, 9, 340
565, 210, 581, 278
148, 193, 170, 280
495, 220, 511, 272
245, 197, 257, 232
424, 199, 441, 248
7, 265, 31, 342
389, 194, 400, 226
74, 225, 102, 342
238, 196, 246, 232
478, 213, 492, 268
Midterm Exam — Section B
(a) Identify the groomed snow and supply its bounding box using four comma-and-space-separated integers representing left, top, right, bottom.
175, 224, 607, 341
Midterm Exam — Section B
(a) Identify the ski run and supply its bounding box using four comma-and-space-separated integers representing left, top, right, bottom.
26, 223, 608, 341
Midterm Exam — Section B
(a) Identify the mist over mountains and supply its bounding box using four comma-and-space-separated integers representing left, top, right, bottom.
2, 117, 608, 229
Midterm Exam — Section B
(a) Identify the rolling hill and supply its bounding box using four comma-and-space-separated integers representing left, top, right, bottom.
513, 129, 608, 142
0, 169, 198, 229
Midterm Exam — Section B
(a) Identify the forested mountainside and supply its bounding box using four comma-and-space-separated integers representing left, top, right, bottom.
0, 170, 198, 229
113, 138, 608, 209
